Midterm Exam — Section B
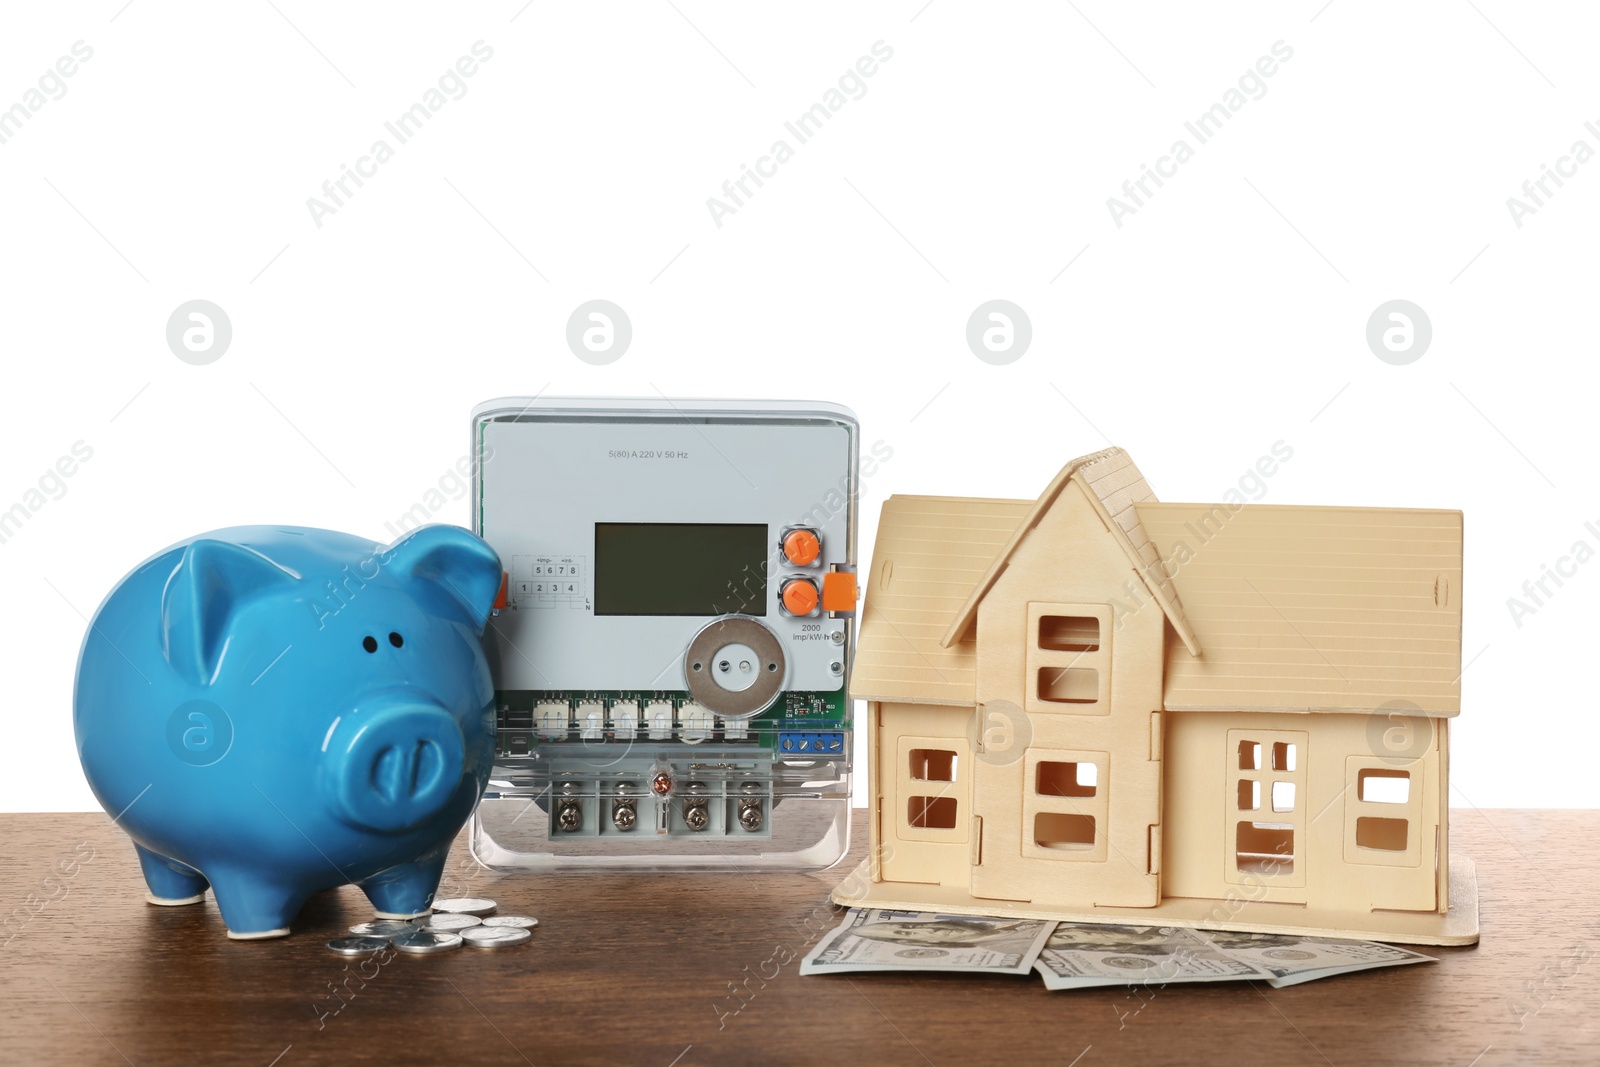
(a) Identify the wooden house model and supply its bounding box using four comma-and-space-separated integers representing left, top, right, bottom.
834, 447, 1478, 944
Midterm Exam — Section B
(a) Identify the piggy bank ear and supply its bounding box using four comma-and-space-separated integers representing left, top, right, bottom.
162, 540, 298, 685
381, 525, 503, 633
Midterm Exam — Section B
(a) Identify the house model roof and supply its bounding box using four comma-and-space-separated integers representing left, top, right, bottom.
852, 448, 1464, 716
850, 493, 1031, 708
1135, 500, 1462, 715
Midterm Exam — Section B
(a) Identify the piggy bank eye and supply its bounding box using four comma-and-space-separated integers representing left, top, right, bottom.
362, 636, 378, 653
388, 632, 404, 648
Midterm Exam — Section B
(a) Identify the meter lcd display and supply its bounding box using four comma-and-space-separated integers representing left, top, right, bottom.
594, 523, 767, 616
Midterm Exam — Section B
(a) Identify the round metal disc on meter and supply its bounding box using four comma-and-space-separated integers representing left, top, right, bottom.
708, 642, 760, 692
684, 617, 785, 718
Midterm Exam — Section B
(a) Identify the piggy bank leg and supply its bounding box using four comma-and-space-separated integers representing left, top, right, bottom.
135, 844, 209, 906
357, 847, 450, 919
206, 868, 310, 940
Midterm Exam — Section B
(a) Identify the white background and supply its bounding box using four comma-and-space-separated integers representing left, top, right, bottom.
2, 2, 1595, 813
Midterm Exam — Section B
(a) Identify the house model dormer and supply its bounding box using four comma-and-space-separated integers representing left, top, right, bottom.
834, 447, 1478, 945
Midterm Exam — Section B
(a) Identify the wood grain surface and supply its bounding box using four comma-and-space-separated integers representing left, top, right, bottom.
1, 809, 1594, 1066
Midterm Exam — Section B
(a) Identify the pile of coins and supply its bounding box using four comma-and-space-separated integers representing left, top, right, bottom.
326, 898, 538, 956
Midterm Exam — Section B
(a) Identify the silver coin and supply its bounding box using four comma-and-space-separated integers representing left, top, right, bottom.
460, 925, 532, 947
431, 897, 497, 917
412, 912, 482, 932
390, 929, 463, 954
349, 919, 419, 937
326, 936, 391, 956
482, 915, 538, 929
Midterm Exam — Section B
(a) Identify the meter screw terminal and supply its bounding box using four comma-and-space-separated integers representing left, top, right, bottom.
737, 782, 764, 832
611, 781, 638, 832
683, 782, 710, 831
556, 781, 583, 833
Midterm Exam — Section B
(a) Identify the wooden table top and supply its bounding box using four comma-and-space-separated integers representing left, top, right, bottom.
1, 808, 1594, 1066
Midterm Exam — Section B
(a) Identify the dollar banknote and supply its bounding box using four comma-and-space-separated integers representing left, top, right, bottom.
799, 908, 1056, 976
1193, 931, 1437, 987
802, 909, 1437, 990
1035, 923, 1276, 990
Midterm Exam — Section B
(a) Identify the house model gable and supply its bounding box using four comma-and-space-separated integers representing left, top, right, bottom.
837, 447, 1477, 945
941, 446, 1201, 656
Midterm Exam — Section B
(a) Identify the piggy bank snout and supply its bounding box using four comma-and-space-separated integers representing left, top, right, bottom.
327, 705, 466, 833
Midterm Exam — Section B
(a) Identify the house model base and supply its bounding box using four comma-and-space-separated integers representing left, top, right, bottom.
831, 854, 1479, 947
839, 447, 1479, 946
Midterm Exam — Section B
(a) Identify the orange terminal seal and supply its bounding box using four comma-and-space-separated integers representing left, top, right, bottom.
782, 528, 821, 566
781, 578, 820, 616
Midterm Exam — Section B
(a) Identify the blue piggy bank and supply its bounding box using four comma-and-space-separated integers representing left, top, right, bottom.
73, 524, 503, 939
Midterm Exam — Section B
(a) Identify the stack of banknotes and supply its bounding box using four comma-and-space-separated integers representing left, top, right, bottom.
800, 908, 1437, 990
